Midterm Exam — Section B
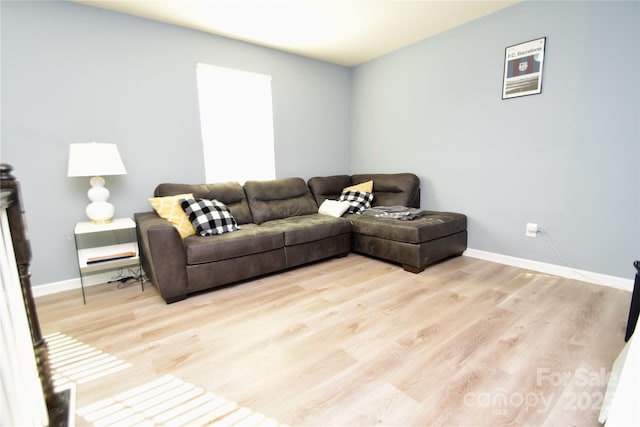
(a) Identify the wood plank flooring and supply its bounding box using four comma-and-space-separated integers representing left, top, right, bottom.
35, 254, 631, 426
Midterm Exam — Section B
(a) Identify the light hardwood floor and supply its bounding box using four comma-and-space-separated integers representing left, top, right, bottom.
35, 254, 631, 426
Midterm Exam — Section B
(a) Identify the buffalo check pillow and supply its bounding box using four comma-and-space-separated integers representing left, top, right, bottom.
179, 198, 239, 236
339, 190, 374, 214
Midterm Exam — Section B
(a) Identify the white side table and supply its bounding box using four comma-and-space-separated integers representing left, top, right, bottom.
73, 217, 144, 303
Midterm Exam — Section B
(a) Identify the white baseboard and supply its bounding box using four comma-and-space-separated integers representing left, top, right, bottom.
32, 272, 117, 298
33, 250, 634, 297
464, 248, 634, 292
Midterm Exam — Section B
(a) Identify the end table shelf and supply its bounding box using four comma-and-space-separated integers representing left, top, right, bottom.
73, 218, 144, 303
77, 242, 139, 272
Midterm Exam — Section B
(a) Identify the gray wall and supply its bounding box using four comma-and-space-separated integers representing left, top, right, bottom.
2, 0, 638, 287
1, 1, 351, 286
350, 0, 639, 278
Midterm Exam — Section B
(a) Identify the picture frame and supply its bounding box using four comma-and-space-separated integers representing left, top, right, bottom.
502, 37, 546, 99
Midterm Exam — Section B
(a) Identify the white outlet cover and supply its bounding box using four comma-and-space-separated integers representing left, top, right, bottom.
526, 223, 538, 237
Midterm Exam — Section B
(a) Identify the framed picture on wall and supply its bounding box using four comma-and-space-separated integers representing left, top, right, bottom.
502, 37, 546, 99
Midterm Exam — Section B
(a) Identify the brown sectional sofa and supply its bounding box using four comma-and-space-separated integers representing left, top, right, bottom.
134, 173, 466, 303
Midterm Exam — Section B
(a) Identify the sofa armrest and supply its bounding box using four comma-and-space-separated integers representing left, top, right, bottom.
134, 212, 188, 303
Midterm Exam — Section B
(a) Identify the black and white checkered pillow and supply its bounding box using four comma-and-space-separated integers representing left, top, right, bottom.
339, 190, 374, 214
180, 198, 239, 236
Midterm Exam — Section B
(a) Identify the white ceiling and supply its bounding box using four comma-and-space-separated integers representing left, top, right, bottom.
72, 0, 519, 67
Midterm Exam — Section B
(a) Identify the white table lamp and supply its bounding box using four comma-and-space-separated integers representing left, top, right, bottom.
67, 142, 127, 223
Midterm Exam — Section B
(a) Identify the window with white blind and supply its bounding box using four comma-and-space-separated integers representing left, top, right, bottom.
195, 63, 276, 183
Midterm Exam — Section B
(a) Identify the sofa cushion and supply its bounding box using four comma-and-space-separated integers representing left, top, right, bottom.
180, 198, 239, 236
155, 182, 253, 225
351, 173, 420, 208
259, 214, 351, 246
308, 174, 420, 208
244, 178, 319, 225
348, 211, 467, 244
183, 224, 284, 264
340, 190, 374, 214
307, 175, 351, 206
148, 193, 196, 238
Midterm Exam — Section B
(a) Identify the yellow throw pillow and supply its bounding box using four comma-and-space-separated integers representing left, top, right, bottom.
148, 193, 196, 238
344, 180, 373, 193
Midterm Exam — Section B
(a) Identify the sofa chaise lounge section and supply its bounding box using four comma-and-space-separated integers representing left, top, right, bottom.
308, 174, 467, 273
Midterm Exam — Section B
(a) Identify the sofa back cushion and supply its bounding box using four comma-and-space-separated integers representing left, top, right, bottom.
243, 178, 318, 224
351, 173, 420, 208
307, 175, 351, 206
154, 182, 253, 225
308, 173, 421, 209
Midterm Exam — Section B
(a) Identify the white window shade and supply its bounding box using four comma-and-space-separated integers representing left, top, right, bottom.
196, 63, 276, 184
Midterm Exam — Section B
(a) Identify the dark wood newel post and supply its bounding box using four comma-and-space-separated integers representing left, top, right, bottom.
0, 163, 65, 425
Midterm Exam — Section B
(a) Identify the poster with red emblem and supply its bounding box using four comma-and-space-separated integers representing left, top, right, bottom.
502, 37, 546, 99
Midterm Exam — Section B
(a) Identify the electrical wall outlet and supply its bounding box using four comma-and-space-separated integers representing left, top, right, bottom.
526, 223, 539, 237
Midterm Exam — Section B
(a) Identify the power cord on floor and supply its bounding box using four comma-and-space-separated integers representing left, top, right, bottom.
109, 267, 146, 289
537, 226, 604, 286
538, 227, 573, 268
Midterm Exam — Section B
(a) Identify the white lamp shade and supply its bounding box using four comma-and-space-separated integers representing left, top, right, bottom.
67, 142, 127, 177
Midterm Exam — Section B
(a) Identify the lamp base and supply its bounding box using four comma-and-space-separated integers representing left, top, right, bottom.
88, 217, 114, 225
86, 176, 115, 223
